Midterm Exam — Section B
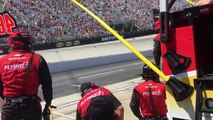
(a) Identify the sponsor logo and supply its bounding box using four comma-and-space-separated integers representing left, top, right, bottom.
143, 90, 162, 96
8, 56, 26, 60
80, 89, 104, 107
101, 36, 116, 41
4, 62, 29, 70
65, 41, 72, 47
73, 40, 80, 46
56, 42, 64, 48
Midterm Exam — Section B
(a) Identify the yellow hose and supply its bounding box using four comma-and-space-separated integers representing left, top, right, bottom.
70, 0, 169, 82
185, 0, 196, 6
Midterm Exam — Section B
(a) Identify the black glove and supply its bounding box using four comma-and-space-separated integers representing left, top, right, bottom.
42, 104, 51, 120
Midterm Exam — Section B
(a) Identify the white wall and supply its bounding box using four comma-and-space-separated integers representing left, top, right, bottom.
1, 35, 155, 73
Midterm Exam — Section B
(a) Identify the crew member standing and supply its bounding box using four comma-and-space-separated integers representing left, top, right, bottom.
153, 20, 161, 68
76, 82, 124, 120
0, 31, 53, 120
130, 64, 168, 120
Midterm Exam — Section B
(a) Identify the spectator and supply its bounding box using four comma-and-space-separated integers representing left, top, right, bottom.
76, 82, 124, 120
130, 64, 168, 120
1, 0, 193, 44
0, 31, 53, 120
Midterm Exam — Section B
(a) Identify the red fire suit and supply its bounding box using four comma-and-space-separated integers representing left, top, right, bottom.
130, 80, 168, 119
76, 87, 121, 120
0, 50, 52, 120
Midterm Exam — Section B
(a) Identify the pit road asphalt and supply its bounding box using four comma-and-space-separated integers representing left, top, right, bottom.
47, 77, 143, 120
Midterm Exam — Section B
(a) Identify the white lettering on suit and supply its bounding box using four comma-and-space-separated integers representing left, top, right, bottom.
80, 89, 104, 107
143, 85, 162, 96
4, 62, 29, 70
8, 57, 26, 60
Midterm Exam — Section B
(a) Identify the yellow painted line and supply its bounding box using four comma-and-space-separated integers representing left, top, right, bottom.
70, 0, 169, 82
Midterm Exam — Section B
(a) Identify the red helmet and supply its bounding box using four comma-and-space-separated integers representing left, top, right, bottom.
8, 31, 32, 50
154, 20, 160, 31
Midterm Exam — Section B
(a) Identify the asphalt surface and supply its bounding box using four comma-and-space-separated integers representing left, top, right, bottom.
41, 59, 149, 120
49, 77, 143, 120
0, 59, 152, 119
38, 59, 147, 99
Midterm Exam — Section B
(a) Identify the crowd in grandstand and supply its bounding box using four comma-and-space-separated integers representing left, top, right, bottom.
0, 0, 194, 44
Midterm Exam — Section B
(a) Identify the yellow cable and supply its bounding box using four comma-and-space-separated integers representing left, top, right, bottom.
70, 0, 169, 82
185, 0, 196, 6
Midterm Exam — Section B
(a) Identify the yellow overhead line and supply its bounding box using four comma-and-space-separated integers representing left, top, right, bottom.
70, 0, 194, 102
185, 0, 196, 6
70, 0, 169, 82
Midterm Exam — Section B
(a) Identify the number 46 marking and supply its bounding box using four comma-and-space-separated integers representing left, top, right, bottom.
0, 12, 17, 36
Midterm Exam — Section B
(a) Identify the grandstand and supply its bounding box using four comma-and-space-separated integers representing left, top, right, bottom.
0, 0, 194, 45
